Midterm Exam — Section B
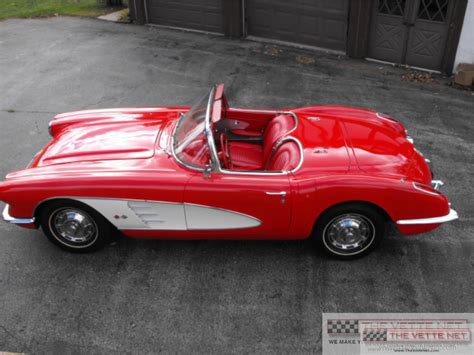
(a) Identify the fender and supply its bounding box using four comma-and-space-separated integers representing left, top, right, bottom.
290, 174, 449, 237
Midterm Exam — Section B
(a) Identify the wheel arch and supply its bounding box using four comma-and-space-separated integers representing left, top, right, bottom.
313, 200, 393, 230
34, 197, 114, 229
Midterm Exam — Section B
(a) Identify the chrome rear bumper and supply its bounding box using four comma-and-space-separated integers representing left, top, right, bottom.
2, 204, 35, 224
396, 208, 458, 225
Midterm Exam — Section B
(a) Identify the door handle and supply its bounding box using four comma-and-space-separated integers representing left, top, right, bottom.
265, 191, 287, 196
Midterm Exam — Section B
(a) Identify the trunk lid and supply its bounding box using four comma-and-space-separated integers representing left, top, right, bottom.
295, 106, 431, 184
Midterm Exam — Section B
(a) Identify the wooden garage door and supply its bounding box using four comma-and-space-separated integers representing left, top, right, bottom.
367, 0, 455, 71
146, 0, 223, 34
245, 0, 350, 51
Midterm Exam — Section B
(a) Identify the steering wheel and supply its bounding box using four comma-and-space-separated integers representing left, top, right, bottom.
220, 133, 232, 169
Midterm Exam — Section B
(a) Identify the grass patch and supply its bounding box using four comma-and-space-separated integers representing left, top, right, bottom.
0, 0, 124, 20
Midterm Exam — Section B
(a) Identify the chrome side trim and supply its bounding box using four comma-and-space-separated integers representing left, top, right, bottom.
2, 204, 35, 224
396, 209, 458, 225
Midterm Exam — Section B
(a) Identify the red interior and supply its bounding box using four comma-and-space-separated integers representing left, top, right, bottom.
209, 86, 301, 172
220, 112, 300, 171
226, 108, 275, 131
265, 141, 300, 171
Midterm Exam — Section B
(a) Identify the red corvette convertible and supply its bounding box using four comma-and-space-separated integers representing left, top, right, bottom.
0, 84, 457, 258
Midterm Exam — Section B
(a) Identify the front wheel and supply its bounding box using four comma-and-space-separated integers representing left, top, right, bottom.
39, 200, 112, 253
313, 204, 386, 259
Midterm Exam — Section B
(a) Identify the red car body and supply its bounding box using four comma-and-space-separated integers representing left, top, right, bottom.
0, 85, 457, 254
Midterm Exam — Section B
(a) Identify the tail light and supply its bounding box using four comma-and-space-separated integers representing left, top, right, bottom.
413, 182, 441, 195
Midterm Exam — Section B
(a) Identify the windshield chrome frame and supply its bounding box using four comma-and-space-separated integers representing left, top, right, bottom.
171, 88, 216, 172
204, 86, 220, 171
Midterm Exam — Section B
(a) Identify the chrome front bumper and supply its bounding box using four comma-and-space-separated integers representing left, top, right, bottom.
2, 204, 35, 224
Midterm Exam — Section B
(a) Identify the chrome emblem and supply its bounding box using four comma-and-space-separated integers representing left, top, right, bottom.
114, 214, 128, 219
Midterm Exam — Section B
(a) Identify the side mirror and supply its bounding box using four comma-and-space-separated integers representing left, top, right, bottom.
203, 165, 212, 178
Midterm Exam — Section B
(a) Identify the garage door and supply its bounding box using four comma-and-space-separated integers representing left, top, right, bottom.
367, 0, 455, 71
146, 0, 223, 34
245, 0, 349, 51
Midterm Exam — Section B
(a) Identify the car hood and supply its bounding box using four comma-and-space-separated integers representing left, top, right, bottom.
32, 107, 185, 167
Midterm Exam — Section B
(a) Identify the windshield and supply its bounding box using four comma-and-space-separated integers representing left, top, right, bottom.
172, 91, 212, 170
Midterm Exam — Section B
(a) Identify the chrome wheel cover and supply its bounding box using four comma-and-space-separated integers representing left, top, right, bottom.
49, 208, 98, 248
323, 213, 375, 256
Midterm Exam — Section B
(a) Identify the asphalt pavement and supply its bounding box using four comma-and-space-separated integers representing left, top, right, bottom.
0, 17, 473, 353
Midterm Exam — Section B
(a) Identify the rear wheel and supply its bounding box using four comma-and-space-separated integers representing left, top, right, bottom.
39, 200, 112, 253
313, 204, 386, 259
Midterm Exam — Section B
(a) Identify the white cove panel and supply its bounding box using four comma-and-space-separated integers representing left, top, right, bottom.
184, 204, 261, 230
74, 198, 260, 231
76, 198, 186, 230
127, 201, 187, 230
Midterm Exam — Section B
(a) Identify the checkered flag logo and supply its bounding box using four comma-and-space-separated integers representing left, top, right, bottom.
362, 329, 388, 342
327, 319, 359, 334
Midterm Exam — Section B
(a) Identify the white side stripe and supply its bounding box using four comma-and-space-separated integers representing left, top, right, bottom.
185, 204, 261, 230
73, 198, 261, 231
128, 201, 187, 230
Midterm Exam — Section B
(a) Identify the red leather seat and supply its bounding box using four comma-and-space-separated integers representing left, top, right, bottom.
227, 142, 263, 170
265, 141, 301, 171
228, 114, 294, 170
